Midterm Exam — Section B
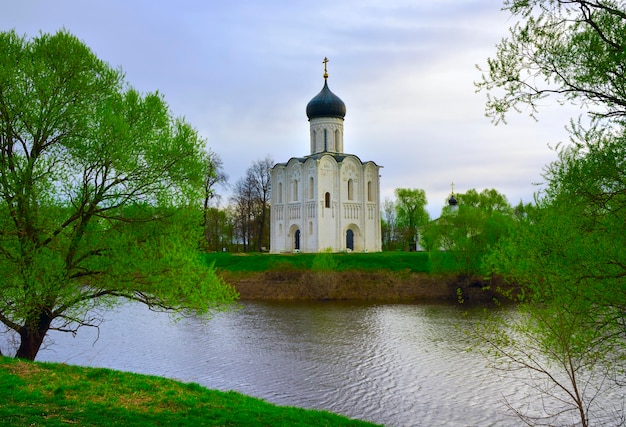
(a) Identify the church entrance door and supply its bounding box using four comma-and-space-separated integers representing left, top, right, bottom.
294, 229, 301, 251
346, 229, 354, 251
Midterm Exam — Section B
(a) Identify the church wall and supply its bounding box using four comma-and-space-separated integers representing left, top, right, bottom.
303, 159, 319, 252
337, 158, 382, 252
270, 160, 305, 253
338, 156, 363, 252
270, 157, 381, 253
271, 164, 299, 253
269, 165, 286, 253
361, 162, 382, 252
316, 155, 339, 251
310, 117, 344, 154
286, 160, 304, 252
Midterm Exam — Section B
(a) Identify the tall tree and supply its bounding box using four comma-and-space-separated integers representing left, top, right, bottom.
394, 188, 429, 251
203, 204, 234, 253
202, 149, 228, 251
247, 156, 273, 252
476, 1, 626, 424
229, 156, 272, 252
484, 132, 626, 425
230, 175, 256, 252
0, 30, 237, 360
381, 197, 400, 250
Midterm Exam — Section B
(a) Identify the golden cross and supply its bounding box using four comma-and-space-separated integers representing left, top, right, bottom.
323, 57, 329, 79
451, 182, 455, 194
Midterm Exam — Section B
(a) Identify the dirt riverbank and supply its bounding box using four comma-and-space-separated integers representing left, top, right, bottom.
219, 270, 510, 304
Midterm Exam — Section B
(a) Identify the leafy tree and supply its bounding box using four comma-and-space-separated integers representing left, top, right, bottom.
476, 1, 626, 424
203, 204, 234, 253
484, 126, 626, 426
476, 0, 626, 124
394, 188, 429, 251
422, 189, 515, 277
381, 197, 400, 251
0, 30, 237, 360
222, 204, 242, 251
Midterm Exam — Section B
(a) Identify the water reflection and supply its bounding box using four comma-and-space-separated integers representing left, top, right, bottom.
26, 301, 523, 426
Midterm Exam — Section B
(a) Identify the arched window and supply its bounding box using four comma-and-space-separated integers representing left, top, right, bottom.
278, 182, 283, 203
367, 181, 372, 202
335, 129, 340, 151
347, 179, 354, 201
325, 192, 331, 208
309, 177, 314, 199
293, 180, 298, 201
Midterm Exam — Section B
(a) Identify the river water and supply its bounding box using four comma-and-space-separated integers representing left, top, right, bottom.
8, 301, 621, 426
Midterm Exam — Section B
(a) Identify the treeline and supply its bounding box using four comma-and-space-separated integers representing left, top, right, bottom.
201, 153, 272, 253
381, 187, 522, 278
204, 158, 521, 272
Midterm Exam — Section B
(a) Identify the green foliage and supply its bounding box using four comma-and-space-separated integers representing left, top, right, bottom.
0, 30, 237, 360
477, 0, 626, 124
482, 119, 626, 427
394, 188, 429, 249
381, 197, 401, 250
311, 248, 339, 272
475, 302, 624, 426
476, 1, 626, 422
422, 189, 515, 276
488, 124, 626, 357
0, 357, 379, 426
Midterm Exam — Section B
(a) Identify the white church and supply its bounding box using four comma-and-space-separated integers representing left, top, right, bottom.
270, 59, 382, 253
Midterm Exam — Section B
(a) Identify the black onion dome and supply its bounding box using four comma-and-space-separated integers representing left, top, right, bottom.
448, 195, 458, 206
306, 80, 346, 120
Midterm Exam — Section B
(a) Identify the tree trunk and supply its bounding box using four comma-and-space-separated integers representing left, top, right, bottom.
16, 313, 52, 360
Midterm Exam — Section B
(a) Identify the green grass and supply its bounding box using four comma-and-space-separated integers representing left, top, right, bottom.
205, 251, 458, 273
0, 356, 380, 427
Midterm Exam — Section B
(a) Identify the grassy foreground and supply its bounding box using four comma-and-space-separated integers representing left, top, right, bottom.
0, 357, 380, 427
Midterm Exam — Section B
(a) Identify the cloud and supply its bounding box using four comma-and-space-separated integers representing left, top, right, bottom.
1, 0, 578, 218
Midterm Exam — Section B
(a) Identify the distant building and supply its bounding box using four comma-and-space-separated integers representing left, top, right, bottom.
270, 59, 382, 253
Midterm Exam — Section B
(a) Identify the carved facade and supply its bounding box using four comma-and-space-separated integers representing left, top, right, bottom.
270, 64, 382, 253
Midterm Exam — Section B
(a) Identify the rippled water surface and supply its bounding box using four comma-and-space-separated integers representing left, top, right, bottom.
27, 302, 530, 426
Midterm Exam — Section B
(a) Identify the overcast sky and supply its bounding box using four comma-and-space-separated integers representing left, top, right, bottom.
3, 1, 577, 217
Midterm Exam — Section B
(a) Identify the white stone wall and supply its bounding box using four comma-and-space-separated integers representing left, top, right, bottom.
309, 117, 344, 154
270, 153, 381, 253
269, 166, 286, 252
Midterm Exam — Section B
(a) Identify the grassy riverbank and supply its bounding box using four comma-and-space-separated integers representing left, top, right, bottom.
0, 356, 380, 427
205, 251, 445, 273
206, 252, 508, 304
